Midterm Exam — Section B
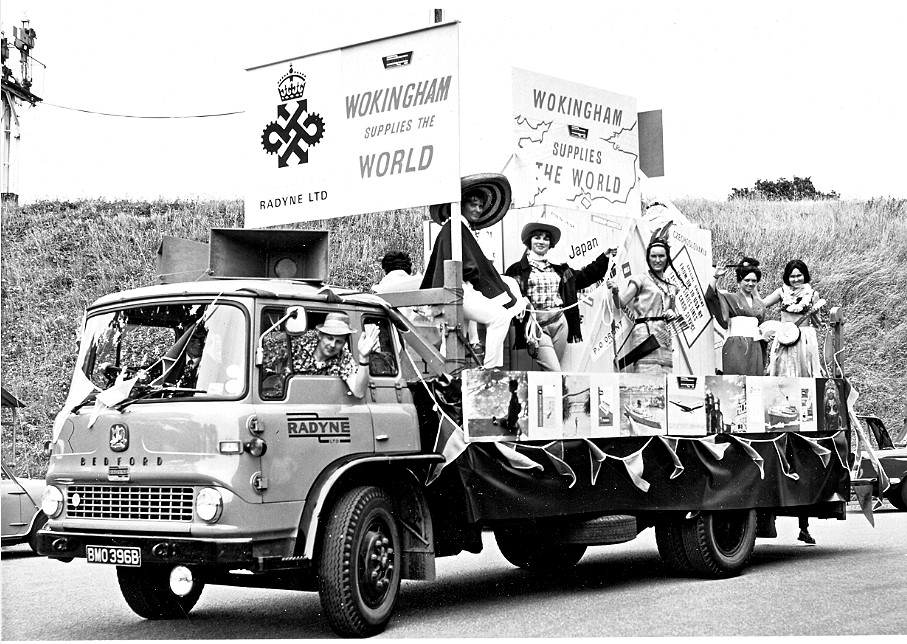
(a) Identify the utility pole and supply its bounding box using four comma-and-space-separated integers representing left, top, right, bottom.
2, 18, 42, 206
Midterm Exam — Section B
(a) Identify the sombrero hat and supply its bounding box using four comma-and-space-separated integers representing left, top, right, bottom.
428, 173, 512, 229
520, 221, 562, 248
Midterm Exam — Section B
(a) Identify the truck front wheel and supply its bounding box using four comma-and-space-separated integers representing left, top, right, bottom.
116, 564, 204, 619
660, 509, 757, 578
494, 528, 587, 574
318, 486, 401, 637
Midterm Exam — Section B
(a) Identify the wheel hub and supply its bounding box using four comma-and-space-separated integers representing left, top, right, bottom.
359, 522, 394, 606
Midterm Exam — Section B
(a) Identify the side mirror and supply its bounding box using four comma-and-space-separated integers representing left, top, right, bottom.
283, 306, 307, 334
43, 441, 53, 458
255, 307, 306, 366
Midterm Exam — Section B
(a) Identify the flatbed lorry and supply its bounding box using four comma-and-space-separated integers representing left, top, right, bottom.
37, 233, 854, 636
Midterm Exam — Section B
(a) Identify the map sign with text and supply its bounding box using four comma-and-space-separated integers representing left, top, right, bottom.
245, 23, 460, 228
506, 68, 640, 219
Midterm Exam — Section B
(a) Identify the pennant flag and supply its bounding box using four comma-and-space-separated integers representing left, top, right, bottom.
725, 435, 765, 478
426, 414, 467, 485
615, 441, 652, 493
539, 441, 577, 488
771, 434, 800, 481
699, 435, 732, 460
495, 442, 545, 472
794, 433, 833, 468
852, 483, 876, 527
657, 436, 685, 479
582, 439, 608, 485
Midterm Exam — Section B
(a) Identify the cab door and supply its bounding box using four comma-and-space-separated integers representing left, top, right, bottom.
253, 305, 374, 504
361, 314, 420, 455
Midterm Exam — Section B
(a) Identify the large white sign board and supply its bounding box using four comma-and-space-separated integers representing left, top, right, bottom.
245, 23, 461, 227
506, 67, 640, 219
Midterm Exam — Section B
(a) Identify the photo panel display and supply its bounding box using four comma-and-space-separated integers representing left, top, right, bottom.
463, 369, 528, 442
618, 373, 666, 436
704, 375, 747, 434
561, 373, 592, 439
666, 375, 707, 436
816, 378, 849, 432
527, 372, 564, 440
760, 376, 816, 432
591, 373, 621, 438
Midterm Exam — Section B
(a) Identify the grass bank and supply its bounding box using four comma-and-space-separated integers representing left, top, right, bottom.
1, 197, 903, 476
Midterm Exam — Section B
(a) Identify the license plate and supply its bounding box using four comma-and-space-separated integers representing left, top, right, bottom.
86, 545, 141, 567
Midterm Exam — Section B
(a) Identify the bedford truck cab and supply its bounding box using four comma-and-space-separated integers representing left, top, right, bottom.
40, 276, 447, 635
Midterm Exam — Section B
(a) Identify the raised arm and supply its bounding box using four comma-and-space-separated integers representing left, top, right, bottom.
344, 325, 380, 398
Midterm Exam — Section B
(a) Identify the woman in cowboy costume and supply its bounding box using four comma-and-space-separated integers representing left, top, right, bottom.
505, 221, 614, 372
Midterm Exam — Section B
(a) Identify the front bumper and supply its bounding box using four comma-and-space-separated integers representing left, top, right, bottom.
38, 529, 255, 567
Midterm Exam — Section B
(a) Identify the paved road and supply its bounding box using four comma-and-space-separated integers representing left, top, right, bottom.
3, 506, 905, 639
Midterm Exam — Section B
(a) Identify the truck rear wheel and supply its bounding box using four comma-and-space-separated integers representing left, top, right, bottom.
655, 518, 694, 574
117, 564, 204, 619
318, 486, 401, 637
494, 528, 587, 574
666, 509, 757, 578
887, 481, 907, 511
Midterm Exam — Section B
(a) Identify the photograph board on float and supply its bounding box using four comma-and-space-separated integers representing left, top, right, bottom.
704, 375, 747, 434
816, 378, 849, 432
527, 372, 564, 440
590, 373, 621, 438
463, 369, 528, 442
666, 375, 707, 436
618, 373, 666, 437
561, 373, 593, 439
760, 376, 817, 432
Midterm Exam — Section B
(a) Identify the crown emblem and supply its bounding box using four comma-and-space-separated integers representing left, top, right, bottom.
278, 65, 306, 102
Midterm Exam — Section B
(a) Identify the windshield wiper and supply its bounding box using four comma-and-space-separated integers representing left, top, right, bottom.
71, 392, 99, 414
115, 386, 207, 411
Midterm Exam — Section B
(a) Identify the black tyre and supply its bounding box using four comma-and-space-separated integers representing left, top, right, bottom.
887, 481, 907, 511
27, 512, 48, 555
677, 509, 757, 578
318, 486, 401, 637
494, 527, 587, 574
655, 518, 694, 575
117, 564, 204, 619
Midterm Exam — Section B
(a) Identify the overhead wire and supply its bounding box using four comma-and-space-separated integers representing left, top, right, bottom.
41, 102, 245, 119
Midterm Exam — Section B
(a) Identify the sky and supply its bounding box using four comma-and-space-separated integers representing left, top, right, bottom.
2, 0, 905, 204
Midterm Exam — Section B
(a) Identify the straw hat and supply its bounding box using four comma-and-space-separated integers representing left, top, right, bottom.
428, 173, 512, 229
520, 221, 562, 248
316, 312, 354, 336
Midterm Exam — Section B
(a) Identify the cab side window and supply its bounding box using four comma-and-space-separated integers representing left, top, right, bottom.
362, 316, 398, 377
260, 308, 337, 399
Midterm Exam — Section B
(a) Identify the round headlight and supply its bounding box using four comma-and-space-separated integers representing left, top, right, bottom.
196, 487, 223, 522
41, 486, 65, 518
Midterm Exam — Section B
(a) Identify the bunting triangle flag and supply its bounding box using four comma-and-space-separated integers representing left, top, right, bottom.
852, 484, 876, 527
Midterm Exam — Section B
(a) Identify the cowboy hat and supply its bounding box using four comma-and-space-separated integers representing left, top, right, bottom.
316, 312, 354, 336
428, 173, 512, 229
520, 221, 562, 248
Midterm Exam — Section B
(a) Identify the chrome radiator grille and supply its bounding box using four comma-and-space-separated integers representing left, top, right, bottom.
66, 485, 194, 521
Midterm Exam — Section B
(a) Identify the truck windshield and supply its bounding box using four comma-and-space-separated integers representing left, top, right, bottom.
78, 301, 247, 401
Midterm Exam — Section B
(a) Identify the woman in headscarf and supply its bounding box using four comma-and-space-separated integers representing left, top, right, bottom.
607, 239, 680, 375
707, 257, 767, 376
505, 221, 613, 372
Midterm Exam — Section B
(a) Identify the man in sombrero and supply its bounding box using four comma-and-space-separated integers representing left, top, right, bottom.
421, 174, 527, 369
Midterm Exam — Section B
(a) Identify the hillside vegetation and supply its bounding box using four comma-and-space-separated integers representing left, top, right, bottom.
2, 197, 904, 476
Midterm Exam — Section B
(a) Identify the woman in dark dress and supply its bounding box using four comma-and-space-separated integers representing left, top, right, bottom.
707, 257, 767, 376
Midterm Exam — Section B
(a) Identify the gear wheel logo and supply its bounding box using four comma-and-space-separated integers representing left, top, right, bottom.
260, 70, 327, 168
